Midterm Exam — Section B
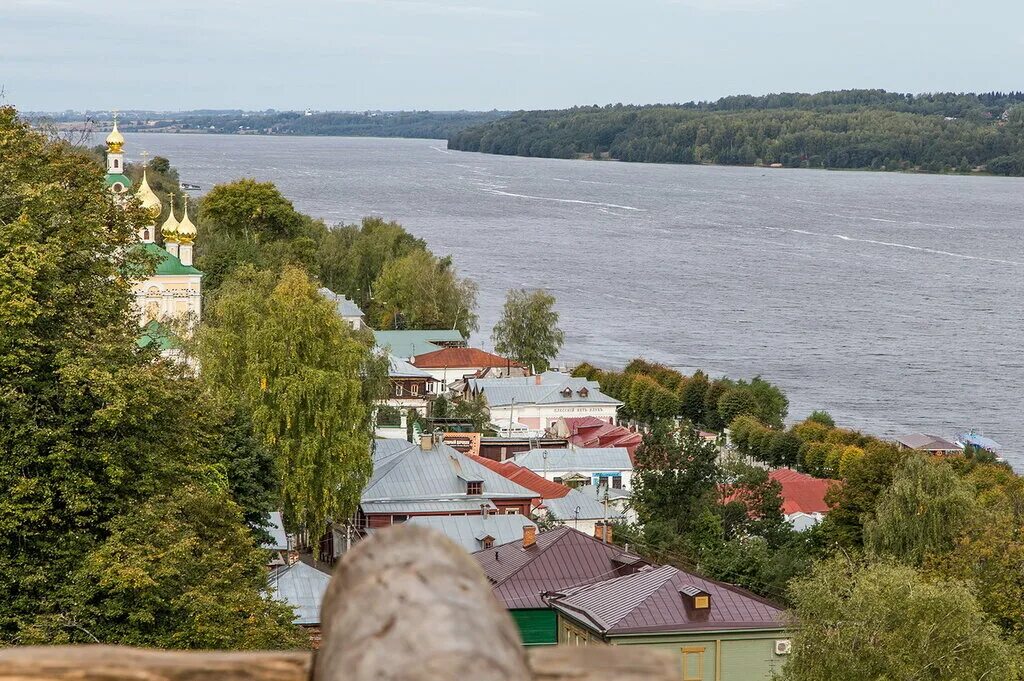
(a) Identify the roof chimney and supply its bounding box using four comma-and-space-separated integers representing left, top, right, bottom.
419, 433, 434, 451
535, 374, 542, 385
522, 524, 537, 549
594, 522, 612, 544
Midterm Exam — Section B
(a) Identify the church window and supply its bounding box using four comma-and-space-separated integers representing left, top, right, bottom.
113, 158, 119, 169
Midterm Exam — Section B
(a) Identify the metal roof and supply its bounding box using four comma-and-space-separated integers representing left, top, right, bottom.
895, 433, 962, 451
468, 455, 572, 500
543, 488, 623, 522
318, 287, 364, 318
361, 498, 496, 514
411, 347, 522, 369
362, 439, 536, 510
262, 511, 289, 551
473, 527, 647, 609
268, 561, 332, 626
374, 330, 465, 359
510, 446, 633, 473
388, 354, 435, 379
408, 515, 536, 553
468, 372, 622, 408
576, 484, 632, 502
549, 564, 786, 635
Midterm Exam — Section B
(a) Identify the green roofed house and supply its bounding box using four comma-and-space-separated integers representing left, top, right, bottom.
546, 564, 790, 681
373, 329, 466, 360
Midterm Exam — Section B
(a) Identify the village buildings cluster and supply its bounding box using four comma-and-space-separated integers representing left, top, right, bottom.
107, 129, 1003, 681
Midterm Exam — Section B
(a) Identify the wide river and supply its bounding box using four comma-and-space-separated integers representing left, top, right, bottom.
125, 133, 1023, 467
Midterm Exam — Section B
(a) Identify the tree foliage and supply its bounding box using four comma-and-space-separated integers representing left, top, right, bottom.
370, 250, 478, 336
782, 559, 1017, 681
864, 454, 977, 565
491, 289, 565, 373
450, 90, 1024, 175
197, 264, 382, 540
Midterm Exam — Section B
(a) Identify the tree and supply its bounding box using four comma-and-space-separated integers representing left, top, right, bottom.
678, 371, 709, 424
371, 250, 479, 336
864, 454, 977, 565
782, 559, 1016, 681
198, 265, 381, 541
820, 441, 904, 549
631, 423, 720, 536
28, 484, 307, 648
491, 289, 565, 373
806, 410, 835, 428
196, 179, 326, 294
0, 107, 287, 645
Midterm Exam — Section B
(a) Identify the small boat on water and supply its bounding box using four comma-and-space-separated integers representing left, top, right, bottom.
180, 182, 201, 191
956, 431, 1005, 461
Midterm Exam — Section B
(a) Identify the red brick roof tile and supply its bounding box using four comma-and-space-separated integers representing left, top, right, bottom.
411, 347, 523, 370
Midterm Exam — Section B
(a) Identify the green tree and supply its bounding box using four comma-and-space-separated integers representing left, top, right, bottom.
864, 454, 977, 565
678, 371, 709, 424
820, 441, 905, 549
631, 423, 720, 535
30, 484, 306, 648
718, 386, 757, 425
491, 289, 565, 373
782, 559, 1016, 681
371, 250, 478, 336
198, 265, 381, 541
0, 107, 288, 645
806, 410, 835, 428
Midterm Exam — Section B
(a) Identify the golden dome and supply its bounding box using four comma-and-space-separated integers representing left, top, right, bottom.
136, 169, 162, 219
177, 197, 197, 244
161, 195, 180, 243
105, 118, 124, 153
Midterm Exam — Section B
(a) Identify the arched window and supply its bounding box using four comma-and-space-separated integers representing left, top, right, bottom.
113, 158, 119, 169
142, 228, 150, 241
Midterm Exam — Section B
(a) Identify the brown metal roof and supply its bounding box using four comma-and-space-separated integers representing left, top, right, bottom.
549, 564, 786, 635
472, 527, 647, 609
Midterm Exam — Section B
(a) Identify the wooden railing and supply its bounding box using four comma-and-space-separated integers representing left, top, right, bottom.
0, 526, 675, 681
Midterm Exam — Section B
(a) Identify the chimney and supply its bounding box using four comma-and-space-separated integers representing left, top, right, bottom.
522, 524, 536, 549
419, 433, 434, 451
535, 374, 542, 385
594, 522, 612, 544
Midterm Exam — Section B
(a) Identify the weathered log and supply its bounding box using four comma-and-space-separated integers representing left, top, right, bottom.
0, 646, 309, 681
315, 524, 531, 681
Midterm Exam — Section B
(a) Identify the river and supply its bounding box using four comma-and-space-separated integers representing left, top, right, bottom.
123, 133, 1024, 467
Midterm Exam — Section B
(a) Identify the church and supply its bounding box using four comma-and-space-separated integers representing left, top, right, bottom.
103, 118, 203, 356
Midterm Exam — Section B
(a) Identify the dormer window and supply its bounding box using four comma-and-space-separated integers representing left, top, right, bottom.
679, 585, 711, 610
578, 387, 589, 397
561, 387, 573, 398
482, 536, 494, 549
467, 481, 482, 495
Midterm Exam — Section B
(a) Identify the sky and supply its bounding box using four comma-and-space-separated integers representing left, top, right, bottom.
2, 0, 1023, 112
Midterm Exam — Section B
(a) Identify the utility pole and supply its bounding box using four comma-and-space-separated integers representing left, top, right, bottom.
601, 486, 609, 543
508, 397, 515, 437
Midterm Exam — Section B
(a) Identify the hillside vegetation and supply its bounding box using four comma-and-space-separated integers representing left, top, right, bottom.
448, 90, 1024, 175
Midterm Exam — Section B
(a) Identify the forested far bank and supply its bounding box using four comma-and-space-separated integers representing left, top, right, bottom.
447, 89, 1024, 175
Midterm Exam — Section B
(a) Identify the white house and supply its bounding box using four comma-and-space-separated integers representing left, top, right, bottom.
508, 446, 633, 490
319, 287, 366, 331
466, 372, 621, 437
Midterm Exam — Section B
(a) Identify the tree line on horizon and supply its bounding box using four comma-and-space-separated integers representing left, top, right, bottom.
448, 89, 1024, 175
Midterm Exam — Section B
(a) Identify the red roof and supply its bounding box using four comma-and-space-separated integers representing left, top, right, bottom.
468, 455, 571, 500
411, 347, 523, 370
559, 416, 643, 460
770, 468, 837, 515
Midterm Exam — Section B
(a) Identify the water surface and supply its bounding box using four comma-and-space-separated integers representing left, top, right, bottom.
124, 133, 1024, 466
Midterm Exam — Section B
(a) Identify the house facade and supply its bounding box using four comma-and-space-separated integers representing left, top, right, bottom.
466, 372, 621, 437
549, 416, 643, 460
547, 564, 790, 681
376, 355, 443, 438
319, 287, 365, 330
509, 446, 634, 490
352, 436, 536, 538
473, 527, 649, 646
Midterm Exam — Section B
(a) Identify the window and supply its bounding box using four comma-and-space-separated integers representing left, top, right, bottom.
612, 475, 623, 489
113, 158, 119, 169
411, 383, 419, 396
504, 508, 519, 515
561, 621, 590, 646
142, 228, 150, 241
482, 537, 494, 549
395, 383, 403, 397
681, 647, 705, 681
578, 387, 589, 397
391, 515, 408, 524
553, 477, 563, 484
467, 481, 482, 495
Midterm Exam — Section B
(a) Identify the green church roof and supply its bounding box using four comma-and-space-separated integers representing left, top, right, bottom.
104, 173, 132, 189
137, 319, 176, 351
138, 242, 202, 276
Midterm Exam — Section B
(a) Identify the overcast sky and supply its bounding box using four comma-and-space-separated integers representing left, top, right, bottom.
3, 0, 1022, 112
